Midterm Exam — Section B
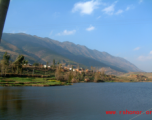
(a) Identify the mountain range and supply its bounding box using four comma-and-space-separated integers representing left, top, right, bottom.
0, 33, 142, 73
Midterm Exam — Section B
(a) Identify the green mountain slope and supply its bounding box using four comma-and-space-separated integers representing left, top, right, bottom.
49, 41, 142, 72
0, 35, 85, 67
1, 33, 142, 73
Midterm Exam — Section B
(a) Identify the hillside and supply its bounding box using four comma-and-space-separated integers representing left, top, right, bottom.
1, 33, 142, 73
50, 41, 141, 72
118, 72, 152, 78
0, 38, 85, 68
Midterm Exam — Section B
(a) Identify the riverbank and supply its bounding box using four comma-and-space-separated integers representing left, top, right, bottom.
0, 77, 71, 87
1, 76, 152, 87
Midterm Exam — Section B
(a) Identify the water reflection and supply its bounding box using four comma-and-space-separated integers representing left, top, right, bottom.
0, 83, 152, 120
0, 88, 24, 119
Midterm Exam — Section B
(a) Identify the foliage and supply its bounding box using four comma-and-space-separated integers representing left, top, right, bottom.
101, 68, 105, 76
94, 72, 100, 82
46, 62, 49, 67
64, 71, 73, 83
1, 52, 10, 75
22, 60, 28, 65
55, 65, 62, 80
33, 62, 39, 66
13, 55, 25, 74
0, 77, 65, 86
47, 80, 60, 82
53, 59, 55, 67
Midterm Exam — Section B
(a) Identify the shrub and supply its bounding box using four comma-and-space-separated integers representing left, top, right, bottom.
64, 72, 73, 83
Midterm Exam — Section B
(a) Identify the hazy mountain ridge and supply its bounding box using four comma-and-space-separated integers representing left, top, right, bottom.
1, 33, 142, 73
43, 38, 141, 72
1, 34, 84, 67
0, 40, 36, 63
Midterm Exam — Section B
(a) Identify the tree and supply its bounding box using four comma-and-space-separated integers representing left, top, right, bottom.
101, 68, 105, 76
13, 55, 25, 74
1, 52, 10, 75
55, 65, 62, 80
94, 72, 100, 82
72, 65, 73, 71
64, 71, 73, 83
22, 60, 28, 65
46, 62, 49, 67
33, 62, 39, 66
77, 64, 80, 69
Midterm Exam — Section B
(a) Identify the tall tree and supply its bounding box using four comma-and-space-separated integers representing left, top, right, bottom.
33, 62, 39, 66
55, 65, 61, 80
1, 52, 10, 75
13, 55, 25, 74
22, 60, 28, 65
72, 65, 73, 71
46, 62, 49, 67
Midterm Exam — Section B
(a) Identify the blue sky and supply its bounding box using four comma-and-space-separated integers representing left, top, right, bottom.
3, 0, 152, 72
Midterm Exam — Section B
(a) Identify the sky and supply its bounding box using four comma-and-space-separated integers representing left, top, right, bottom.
3, 0, 152, 72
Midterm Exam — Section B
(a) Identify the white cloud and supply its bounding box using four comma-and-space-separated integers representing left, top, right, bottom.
102, 4, 115, 15
134, 47, 140, 51
102, 1, 118, 15
138, 55, 152, 61
102, 1, 135, 15
72, 0, 100, 15
126, 5, 134, 11
139, 0, 143, 4
126, 6, 130, 11
57, 30, 76, 36
138, 51, 152, 61
86, 25, 95, 31
115, 9, 123, 15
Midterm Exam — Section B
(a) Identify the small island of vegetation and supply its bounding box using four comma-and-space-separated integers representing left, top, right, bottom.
0, 52, 152, 87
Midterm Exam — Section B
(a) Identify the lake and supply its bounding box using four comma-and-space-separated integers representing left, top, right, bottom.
0, 82, 152, 120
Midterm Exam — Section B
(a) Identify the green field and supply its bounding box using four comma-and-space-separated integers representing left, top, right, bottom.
0, 77, 70, 87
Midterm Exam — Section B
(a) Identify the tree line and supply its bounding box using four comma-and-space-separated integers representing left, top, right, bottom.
0, 52, 28, 75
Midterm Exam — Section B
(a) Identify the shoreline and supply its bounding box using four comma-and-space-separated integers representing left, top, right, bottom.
1, 81, 152, 87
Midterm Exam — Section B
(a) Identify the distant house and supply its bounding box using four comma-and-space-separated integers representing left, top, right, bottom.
44, 65, 47, 68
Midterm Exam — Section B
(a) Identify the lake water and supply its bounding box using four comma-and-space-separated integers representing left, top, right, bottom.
0, 83, 152, 120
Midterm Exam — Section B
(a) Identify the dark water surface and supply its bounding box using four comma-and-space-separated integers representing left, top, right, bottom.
0, 83, 152, 120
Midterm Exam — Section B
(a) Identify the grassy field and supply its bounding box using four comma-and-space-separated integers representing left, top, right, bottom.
1, 71, 152, 87
0, 77, 69, 87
